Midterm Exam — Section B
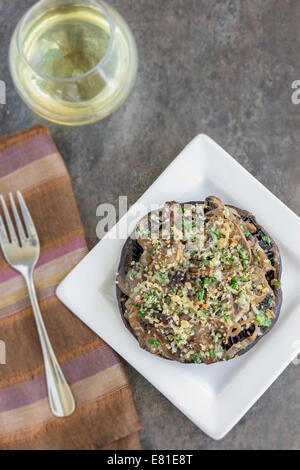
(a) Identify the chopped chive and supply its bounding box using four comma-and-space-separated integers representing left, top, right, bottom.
142, 229, 150, 236
239, 249, 249, 260
256, 310, 272, 327
209, 349, 217, 359
192, 352, 202, 364
262, 234, 272, 245
198, 311, 208, 318
212, 228, 221, 239
198, 289, 204, 301
153, 272, 166, 282
243, 227, 251, 237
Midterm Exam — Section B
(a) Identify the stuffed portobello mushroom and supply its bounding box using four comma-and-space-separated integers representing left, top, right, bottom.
116, 196, 282, 364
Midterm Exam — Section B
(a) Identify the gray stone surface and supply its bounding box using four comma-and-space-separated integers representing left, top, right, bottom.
1, 0, 300, 450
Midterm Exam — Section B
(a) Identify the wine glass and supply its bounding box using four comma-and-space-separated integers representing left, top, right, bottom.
9, 0, 138, 125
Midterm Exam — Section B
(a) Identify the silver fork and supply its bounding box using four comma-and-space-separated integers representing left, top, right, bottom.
0, 191, 75, 418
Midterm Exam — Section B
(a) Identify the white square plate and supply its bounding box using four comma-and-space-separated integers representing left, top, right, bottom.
57, 134, 300, 439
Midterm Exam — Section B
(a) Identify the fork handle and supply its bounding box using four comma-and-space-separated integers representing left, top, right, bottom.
25, 271, 76, 418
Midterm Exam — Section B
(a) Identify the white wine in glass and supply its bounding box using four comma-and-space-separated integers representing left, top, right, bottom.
9, 0, 138, 125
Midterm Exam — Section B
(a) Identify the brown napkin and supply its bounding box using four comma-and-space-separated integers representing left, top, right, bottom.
0, 125, 142, 450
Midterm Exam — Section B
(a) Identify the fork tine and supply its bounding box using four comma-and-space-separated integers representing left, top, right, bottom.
0, 215, 9, 244
0, 195, 18, 244
16, 191, 37, 239
9, 193, 26, 243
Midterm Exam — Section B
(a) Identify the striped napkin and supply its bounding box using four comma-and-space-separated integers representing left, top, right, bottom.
0, 125, 142, 450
